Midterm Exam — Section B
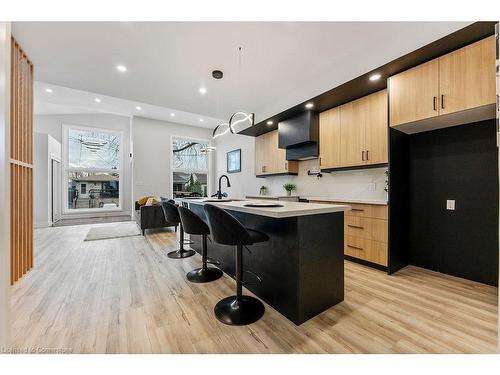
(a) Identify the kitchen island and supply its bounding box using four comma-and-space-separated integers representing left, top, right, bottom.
178, 198, 349, 325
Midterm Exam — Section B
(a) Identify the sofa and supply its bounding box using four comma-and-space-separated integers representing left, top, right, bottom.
134, 201, 178, 235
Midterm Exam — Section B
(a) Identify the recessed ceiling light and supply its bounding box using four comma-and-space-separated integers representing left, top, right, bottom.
135, 106, 142, 110
170, 113, 175, 117
116, 65, 127, 73
199, 87, 207, 94
267, 120, 273, 125
199, 118, 204, 122
369, 73, 382, 81
305, 102, 314, 109
45, 88, 53, 93
94, 98, 101, 103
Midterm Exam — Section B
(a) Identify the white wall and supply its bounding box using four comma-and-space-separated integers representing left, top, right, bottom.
132, 116, 214, 200
214, 132, 388, 201
0, 21, 11, 348
34, 113, 133, 217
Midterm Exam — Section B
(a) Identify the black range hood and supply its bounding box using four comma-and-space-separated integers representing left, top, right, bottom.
278, 111, 319, 160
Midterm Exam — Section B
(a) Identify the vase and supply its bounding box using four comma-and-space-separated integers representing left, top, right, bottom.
286, 190, 291, 197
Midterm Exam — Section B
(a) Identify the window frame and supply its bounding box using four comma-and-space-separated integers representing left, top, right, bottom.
170, 134, 212, 199
62, 123, 124, 214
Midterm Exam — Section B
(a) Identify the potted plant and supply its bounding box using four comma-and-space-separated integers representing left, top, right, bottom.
259, 185, 267, 196
283, 183, 297, 197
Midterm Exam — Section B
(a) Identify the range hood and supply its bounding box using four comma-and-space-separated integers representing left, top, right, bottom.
278, 111, 319, 160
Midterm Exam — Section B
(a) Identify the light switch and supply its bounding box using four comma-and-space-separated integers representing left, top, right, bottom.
368, 182, 376, 191
446, 200, 455, 210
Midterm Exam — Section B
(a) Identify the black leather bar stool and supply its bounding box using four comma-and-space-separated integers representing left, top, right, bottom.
161, 201, 195, 259
178, 206, 223, 283
204, 204, 269, 325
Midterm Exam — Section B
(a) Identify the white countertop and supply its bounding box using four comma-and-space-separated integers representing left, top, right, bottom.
176, 198, 350, 218
303, 196, 388, 205
245, 195, 299, 199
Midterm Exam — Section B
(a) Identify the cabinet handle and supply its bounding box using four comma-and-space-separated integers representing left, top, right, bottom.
284, 162, 288, 170
347, 244, 364, 251
319, 157, 322, 166
441, 94, 445, 109
348, 225, 364, 229
366, 150, 369, 161
262, 166, 265, 173
362, 151, 365, 161
433, 96, 437, 111
351, 208, 364, 212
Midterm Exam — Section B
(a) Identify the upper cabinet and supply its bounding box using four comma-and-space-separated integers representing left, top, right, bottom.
389, 59, 439, 126
255, 130, 298, 177
389, 36, 496, 133
319, 107, 341, 169
320, 89, 388, 170
438, 36, 496, 115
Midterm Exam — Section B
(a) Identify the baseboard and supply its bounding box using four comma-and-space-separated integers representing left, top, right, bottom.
34, 221, 51, 228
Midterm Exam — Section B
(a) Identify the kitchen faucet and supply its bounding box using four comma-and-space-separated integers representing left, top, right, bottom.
214, 175, 231, 199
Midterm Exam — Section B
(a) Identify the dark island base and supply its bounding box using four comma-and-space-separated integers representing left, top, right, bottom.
188, 203, 344, 325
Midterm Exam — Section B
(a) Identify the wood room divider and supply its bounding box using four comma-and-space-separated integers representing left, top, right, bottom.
10, 37, 33, 285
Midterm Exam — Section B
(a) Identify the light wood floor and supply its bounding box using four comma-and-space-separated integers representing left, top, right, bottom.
11, 222, 498, 353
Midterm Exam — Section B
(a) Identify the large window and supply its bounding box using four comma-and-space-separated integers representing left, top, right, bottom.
64, 125, 122, 211
172, 137, 210, 198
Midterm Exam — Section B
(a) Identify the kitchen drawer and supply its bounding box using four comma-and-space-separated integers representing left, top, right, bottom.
344, 235, 388, 266
344, 216, 388, 243
343, 203, 372, 218
344, 216, 372, 239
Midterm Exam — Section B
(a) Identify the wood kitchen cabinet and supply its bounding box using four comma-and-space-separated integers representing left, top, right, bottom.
340, 96, 366, 167
438, 35, 496, 115
389, 36, 495, 131
320, 89, 388, 170
255, 130, 298, 176
389, 59, 439, 127
319, 107, 341, 169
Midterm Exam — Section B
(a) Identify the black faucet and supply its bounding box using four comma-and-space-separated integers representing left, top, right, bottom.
216, 175, 231, 199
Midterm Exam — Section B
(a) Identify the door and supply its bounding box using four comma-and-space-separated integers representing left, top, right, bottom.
319, 106, 341, 168
365, 90, 388, 165
51, 159, 61, 223
340, 97, 366, 167
389, 59, 439, 127
438, 35, 496, 115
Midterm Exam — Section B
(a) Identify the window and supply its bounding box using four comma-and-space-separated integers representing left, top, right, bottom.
171, 137, 210, 198
64, 125, 122, 211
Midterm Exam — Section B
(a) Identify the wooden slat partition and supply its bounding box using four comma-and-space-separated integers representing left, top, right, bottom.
10, 37, 34, 285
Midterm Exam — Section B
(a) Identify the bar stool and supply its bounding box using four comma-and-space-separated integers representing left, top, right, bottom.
178, 206, 223, 283
161, 201, 195, 259
204, 204, 269, 326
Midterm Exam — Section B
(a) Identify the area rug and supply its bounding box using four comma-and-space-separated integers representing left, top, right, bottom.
84, 222, 141, 241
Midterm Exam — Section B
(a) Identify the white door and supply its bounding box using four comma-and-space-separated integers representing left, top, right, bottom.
51, 159, 61, 223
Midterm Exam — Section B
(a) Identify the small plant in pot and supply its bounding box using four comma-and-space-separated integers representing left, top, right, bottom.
283, 183, 297, 197
259, 185, 267, 196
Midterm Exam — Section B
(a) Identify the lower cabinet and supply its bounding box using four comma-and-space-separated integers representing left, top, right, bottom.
310, 200, 388, 267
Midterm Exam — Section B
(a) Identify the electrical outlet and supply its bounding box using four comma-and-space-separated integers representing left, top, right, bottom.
446, 200, 455, 210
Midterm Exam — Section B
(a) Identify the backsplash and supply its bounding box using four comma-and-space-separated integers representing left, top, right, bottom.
257, 159, 388, 200
214, 133, 388, 201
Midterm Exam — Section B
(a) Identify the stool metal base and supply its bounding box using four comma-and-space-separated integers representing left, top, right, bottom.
186, 267, 223, 283
214, 295, 265, 326
167, 249, 196, 259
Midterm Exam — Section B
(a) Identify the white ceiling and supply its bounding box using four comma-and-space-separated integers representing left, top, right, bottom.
33, 81, 222, 129
13, 22, 471, 124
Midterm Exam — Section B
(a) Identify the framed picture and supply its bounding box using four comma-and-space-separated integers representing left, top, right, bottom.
227, 149, 241, 174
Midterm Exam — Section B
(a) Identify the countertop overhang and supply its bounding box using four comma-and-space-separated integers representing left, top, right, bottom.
175, 198, 350, 218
